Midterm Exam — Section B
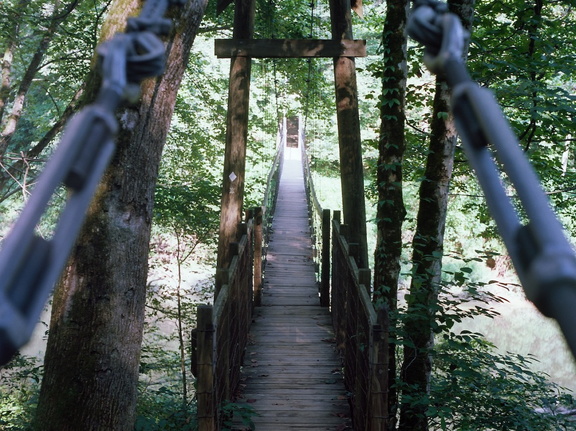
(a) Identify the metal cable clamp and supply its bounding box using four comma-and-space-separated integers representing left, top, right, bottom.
0, 0, 185, 366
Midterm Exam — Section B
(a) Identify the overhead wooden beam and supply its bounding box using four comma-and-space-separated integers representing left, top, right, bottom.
215, 39, 367, 58
218, 0, 362, 16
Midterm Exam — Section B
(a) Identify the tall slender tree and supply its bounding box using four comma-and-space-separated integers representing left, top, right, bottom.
0, 0, 82, 157
373, 0, 409, 429
0, 0, 106, 199
34, 0, 208, 428
0, 0, 28, 123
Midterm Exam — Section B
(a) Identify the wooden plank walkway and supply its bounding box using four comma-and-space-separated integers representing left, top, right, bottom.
234, 150, 351, 430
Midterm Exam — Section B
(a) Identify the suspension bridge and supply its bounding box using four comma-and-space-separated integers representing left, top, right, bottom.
235, 149, 350, 429
191, 121, 388, 430
192, 0, 576, 426
2, 0, 576, 429
191, 1, 385, 424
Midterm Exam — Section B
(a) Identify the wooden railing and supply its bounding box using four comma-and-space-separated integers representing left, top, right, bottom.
301, 141, 331, 306
193, 130, 389, 430
301, 136, 389, 429
192, 217, 257, 430
331, 212, 389, 430
192, 141, 283, 430
257, 128, 284, 305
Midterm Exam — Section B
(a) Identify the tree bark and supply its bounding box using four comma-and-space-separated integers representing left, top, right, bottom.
398, 81, 456, 431
519, 0, 543, 152
398, 1, 474, 430
373, 0, 408, 429
34, 0, 207, 429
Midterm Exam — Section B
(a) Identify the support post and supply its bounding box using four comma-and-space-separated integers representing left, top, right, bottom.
329, 0, 369, 269
359, 267, 371, 296
216, 0, 256, 270
370, 306, 389, 431
334, 210, 341, 224
215, 267, 229, 300
253, 206, 263, 306
320, 208, 331, 306
196, 305, 215, 431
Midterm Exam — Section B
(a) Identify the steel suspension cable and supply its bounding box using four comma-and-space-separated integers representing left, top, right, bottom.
408, 0, 576, 360
0, 0, 185, 366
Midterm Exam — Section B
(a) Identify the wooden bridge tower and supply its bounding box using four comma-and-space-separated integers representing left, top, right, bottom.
215, 0, 370, 271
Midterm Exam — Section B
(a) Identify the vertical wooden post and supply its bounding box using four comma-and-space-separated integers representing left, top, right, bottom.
359, 267, 371, 296
340, 223, 349, 240
216, 0, 256, 270
215, 267, 229, 300
331, 212, 343, 345
197, 305, 215, 431
370, 306, 389, 431
334, 210, 341, 224
349, 243, 359, 262
329, 0, 369, 269
253, 206, 263, 306
221, 306, 231, 407
320, 208, 331, 306
191, 328, 198, 377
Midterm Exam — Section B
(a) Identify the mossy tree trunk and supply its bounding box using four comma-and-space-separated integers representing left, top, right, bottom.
373, 0, 408, 429
398, 1, 475, 430
34, 0, 208, 429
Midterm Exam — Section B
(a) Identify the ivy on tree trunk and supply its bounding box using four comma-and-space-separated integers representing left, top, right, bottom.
399, 80, 456, 430
398, 1, 475, 430
373, 0, 409, 429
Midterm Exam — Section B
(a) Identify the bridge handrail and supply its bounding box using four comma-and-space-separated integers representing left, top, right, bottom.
301, 140, 331, 306
192, 217, 255, 431
262, 124, 284, 235
331, 212, 389, 430
193, 123, 389, 430
301, 135, 323, 218
192, 127, 283, 430
256, 129, 284, 306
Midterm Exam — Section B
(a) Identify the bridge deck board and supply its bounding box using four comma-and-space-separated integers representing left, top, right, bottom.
233, 153, 351, 430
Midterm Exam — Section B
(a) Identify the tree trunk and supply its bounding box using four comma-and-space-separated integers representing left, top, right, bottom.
398, 81, 456, 431
398, 2, 474, 430
34, 0, 207, 429
0, 40, 15, 124
373, 0, 408, 429
518, 0, 543, 152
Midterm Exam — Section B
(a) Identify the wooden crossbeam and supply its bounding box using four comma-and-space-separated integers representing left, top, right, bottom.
215, 39, 367, 58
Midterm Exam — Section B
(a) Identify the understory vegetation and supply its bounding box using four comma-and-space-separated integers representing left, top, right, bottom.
1, 0, 576, 429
